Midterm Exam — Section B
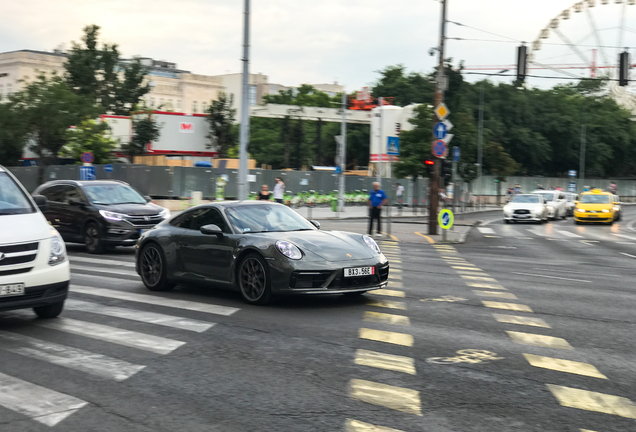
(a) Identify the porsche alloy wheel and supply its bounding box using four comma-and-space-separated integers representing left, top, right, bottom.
238, 254, 272, 305
140, 244, 175, 291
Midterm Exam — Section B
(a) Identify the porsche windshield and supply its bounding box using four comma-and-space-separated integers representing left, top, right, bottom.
580, 195, 611, 204
0, 172, 35, 215
511, 195, 540, 203
225, 204, 316, 233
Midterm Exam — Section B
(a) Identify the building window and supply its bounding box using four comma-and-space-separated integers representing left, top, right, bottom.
167, 99, 173, 111
249, 85, 257, 106
192, 101, 198, 113
201, 101, 208, 113
176, 100, 181, 110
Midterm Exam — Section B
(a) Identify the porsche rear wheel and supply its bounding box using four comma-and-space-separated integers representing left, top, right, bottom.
238, 253, 272, 305
140, 244, 175, 292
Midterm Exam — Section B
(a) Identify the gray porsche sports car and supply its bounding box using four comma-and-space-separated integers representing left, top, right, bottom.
135, 201, 390, 304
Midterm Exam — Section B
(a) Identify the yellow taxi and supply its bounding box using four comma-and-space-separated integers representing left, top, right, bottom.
573, 189, 616, 225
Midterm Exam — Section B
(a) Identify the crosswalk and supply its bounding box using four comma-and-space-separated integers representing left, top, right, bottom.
477, 224, 636, 244
0, 252, 241, 427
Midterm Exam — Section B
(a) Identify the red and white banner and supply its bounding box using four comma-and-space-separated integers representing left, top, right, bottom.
179, 122, 195, 133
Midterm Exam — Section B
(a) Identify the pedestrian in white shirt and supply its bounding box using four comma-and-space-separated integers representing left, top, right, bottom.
396, 183, 405, 209
273, 177, 285, 204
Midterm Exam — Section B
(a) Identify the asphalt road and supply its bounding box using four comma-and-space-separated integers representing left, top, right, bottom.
1, 208, 636, 431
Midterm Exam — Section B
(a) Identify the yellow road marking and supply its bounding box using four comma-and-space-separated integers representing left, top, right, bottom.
349, 379, 422, 416
364, 311, 410, 326
379, 232, 399, 242
482, 301, 533, 312
372, 289, 405, 298
507, 331, 572, 349
484, 235, 502, 238
389, 275, 403, 281
492, 314, 551, 328
390, 268, 403, 273
457, 270, 490, 276
461, 275, 498, 282
415, 232, 435, 244
421, 295, 466, 303
580, 430, 597, 432
547, 384, 636, 419
473, 290, 518, 299
354, 349, 416, 375
387, 281, 404, 288
367, 299, 406, 310
345, 418, 406, 432
359, 328, 414, 346
523, 354, 607, 379
451, 266, 479, 270
466, 282, 507, 290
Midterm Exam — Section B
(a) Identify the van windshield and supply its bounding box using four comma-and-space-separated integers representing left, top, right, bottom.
0, 172, 35, 215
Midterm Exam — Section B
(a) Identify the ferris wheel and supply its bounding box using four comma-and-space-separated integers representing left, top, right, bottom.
528, 0, 636, 109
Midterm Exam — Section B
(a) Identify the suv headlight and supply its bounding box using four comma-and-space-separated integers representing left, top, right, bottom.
363, 235, 381, 254
159, 208, 170, 219
276, 240, 302, 260
99, 210, 129, 221
49, 230, 66, 266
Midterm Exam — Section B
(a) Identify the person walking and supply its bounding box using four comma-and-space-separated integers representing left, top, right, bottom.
396, 182, 405, 212
258, 185, 271, 200
368, 182, 388, 237
273, 177, 285, 204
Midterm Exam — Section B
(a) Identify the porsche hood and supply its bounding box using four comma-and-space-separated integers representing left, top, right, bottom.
273, 230, 376, 262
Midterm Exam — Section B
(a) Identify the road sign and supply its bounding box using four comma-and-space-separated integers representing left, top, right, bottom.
443, 119, 454, 131
104, 164, 113, 173
335, 166, 342, 174
452, 146, 460, 163
568, 182, 576, 192
80, 152, 94, 164
434, 122, 447, 139
387, 136, 400, 156
434, 103, 450, 120
79, 166, 96, 181
438, 209, 454, 230
432, 140, 448, 158
442, 133, 454, 145
568, 170, 577, 177
300, 178, 309, 186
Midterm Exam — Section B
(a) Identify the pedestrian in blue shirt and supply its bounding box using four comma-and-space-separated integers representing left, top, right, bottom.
368, 182, 388, 237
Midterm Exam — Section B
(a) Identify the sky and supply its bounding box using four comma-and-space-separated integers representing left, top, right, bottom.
2, 0, 635, 91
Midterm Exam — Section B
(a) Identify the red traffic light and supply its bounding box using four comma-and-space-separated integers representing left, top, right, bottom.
424, 160, 435, 165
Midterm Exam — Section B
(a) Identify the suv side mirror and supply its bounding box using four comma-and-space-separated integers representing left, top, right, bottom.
144, 195, 152, 203
309, 220, 321, 229
200, 224, 223, 237
33, 195, 48, 212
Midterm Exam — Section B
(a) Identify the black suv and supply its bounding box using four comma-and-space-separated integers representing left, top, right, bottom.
33, 180, 170, 253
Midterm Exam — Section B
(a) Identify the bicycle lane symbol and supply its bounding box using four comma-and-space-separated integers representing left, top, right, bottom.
427, 349, 504, 365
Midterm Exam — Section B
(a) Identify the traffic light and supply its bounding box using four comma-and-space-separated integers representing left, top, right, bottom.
441, 159, 452, 185
424, 159, 434, 177
395, 123, 402, 135
516, 45, 527, 84
619, 51, 630, 86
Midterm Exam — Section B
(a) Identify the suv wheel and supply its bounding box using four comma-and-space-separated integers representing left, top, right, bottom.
85, 222, 104, 254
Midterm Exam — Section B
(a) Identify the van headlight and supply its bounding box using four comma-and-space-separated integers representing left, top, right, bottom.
49, 230, 66, 266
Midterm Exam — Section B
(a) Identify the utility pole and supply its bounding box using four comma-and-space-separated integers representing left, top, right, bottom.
429, 0, 447, 235
579, 118, 586, 193
338, 90, 347, 213
376, 97, 383, 184
477, 83, 484, 179
237, 0, 250, 200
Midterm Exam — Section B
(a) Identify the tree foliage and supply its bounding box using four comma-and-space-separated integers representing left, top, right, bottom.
65, 25, 150, 115
205, 91, 236, 158
263, 84, 339, 108
60, 119, 117, 164
124, 110, 162, 159
0, 103, 30, 166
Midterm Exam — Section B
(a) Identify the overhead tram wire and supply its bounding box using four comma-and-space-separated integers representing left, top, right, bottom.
462, 71, 620, 82
448, 36, 635, 50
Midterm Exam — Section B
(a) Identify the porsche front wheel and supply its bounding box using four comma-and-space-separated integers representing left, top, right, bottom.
238, 253, 272, 305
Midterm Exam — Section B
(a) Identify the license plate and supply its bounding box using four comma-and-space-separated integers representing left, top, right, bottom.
344, 267, 374, 277
0, 283, 25, 297
514, 215, 529, 218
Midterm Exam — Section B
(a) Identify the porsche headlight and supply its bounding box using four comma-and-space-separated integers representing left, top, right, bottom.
49, 229, 66, 266
363, 235, 381, 254
276, 240, 302, 260
99, 210, 128, 221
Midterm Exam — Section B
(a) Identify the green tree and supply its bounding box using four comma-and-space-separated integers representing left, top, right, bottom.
263, 85, 339, 108
65, 25, 150, 115
0, 103, 30, 166
60, 119, 117, 164
394, 105, 434, 180
124, 110, 162, 159
205, 91, 236, 158
371, 65, 434, 106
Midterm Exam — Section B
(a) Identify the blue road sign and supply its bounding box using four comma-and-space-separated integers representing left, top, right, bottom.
452, 146, 460, 163
80, 152, 94, 164
432, 139, 447, 158
568, 182, 576, 192
387, 136, 400, 156
568, 170, 577, 177
438, 209, 454, 230
434, 122, 447, 139
104, 164, 114, 173
335, 166, 342, 174
79, 166, 96, 181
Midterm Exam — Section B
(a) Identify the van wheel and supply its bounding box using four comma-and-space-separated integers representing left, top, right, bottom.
85, 223, 104, 254
33, 301, 65, 319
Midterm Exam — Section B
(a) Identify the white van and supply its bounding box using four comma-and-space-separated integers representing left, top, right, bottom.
0, 165, 70, 318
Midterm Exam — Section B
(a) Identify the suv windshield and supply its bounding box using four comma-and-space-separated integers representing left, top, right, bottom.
511, 195, 540, 203
534, 192, 555, 202
83, 184, 146, 205
225, 204, 316, 233
580, 195, 611, 204
0, 172, 35, 215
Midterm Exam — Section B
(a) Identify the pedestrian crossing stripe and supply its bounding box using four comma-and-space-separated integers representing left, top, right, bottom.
354, 350, 416, 375
492, 314, 550, 328
345, 418, 406, 432
523, 354, 607, 379
473, 290, 518, 299
547, 384, 636, 419
466, 282, 507, 290
372, 289, 405, 298
482, 301, 532, 312
359, 328, 414, 346
461, 275, 498, 282
363, 311, 410, 326
366, 299, 406, 310
349, 379, 422, 415
506, 331, 572, 349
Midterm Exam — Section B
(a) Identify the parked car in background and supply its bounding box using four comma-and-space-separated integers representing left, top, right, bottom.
565, 192, 578, 216
613, 194, 622, 221
33, 180, 170, 254
503, 194, 548, 224
531, 190, 568, 220
0, 165, 70, 318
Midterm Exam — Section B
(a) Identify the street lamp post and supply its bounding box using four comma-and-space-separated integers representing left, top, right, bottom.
237, 0, 250, 200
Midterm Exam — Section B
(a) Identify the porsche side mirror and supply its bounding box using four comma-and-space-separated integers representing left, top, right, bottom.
309, 220, 321, 229
33, 195, 48, 212
200, 224, 223, 236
